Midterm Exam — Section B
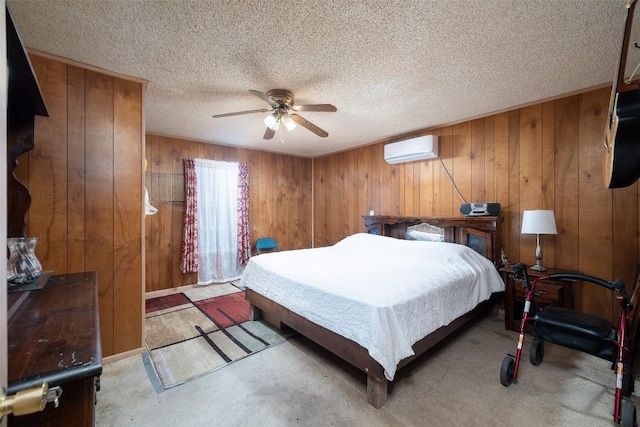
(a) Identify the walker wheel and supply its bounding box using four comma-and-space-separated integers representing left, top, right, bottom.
500, 356, 515, 387
530, 338, 544, 366
621, 396, 636, 427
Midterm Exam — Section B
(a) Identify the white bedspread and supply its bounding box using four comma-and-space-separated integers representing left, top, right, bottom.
240, 233, 505, 380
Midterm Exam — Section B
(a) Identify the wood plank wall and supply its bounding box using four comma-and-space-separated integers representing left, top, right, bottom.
15, 54, 144, 357
144, 134, 312, 293
314, 87, 639, 322
20, 53, 635, 350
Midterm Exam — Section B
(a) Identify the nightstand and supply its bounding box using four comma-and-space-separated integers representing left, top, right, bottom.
501, 265, 577, 332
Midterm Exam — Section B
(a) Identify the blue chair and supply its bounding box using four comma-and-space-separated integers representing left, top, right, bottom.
256, 237, 280, 255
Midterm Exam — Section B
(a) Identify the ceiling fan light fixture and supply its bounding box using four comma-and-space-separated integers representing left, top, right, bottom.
215, 89, 333, 139
281, 113, 296, 131
264, 113, 280, 131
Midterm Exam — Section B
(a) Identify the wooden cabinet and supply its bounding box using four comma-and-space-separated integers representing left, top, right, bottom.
501, 265, 577, 332
7, 273, 102, 426
6, 6, 48, 238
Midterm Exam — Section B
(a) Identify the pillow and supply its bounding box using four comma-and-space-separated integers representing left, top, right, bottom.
407, 230, 443, 242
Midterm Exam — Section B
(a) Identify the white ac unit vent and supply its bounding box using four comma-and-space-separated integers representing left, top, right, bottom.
384, 135, 438, 164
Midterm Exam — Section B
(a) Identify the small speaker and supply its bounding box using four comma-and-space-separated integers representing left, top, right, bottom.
460, 202, 501, 217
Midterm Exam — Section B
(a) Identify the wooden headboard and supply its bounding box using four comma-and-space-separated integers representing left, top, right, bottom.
363, 215, 503, 267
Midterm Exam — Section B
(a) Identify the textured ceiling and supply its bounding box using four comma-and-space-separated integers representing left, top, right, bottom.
6, 0, 633, 157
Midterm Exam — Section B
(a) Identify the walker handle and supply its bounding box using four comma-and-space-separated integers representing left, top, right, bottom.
547, 273, 628, 305
546, 273, 616, 290
512, 266, 626, 299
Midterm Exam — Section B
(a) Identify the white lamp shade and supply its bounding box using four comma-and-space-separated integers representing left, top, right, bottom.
281, 113, 296, 131
521, 210, 557, 235
264, 113, 280, 131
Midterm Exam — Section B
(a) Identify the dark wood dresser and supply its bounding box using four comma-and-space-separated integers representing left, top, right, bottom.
7, 272, 102, 426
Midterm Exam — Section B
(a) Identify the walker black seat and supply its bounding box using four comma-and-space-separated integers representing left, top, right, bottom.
531, 306, 618, 362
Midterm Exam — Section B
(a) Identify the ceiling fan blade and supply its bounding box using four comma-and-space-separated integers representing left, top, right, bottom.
249, 89, 280, 108
212, 108, 269, 118
292, 104, 337, 112
263, 127, 276, 140
290, 114, 329, 137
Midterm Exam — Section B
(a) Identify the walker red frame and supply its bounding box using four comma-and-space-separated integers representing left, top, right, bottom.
502, 263, 635, 425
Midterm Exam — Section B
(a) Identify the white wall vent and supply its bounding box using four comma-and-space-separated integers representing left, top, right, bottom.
384, 135, 438, 164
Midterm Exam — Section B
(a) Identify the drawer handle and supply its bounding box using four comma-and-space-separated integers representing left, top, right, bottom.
534, 290, 546, 297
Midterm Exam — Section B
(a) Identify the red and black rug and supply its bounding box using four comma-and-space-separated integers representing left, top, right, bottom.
144, 282, 289, 389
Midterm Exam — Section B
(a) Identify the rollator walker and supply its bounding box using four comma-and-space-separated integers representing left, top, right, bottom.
500, 263, 640, 427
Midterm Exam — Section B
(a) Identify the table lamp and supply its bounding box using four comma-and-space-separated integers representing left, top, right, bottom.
521, 210, 557, 271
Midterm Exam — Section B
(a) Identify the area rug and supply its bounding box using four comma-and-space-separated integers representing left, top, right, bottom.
144, 282, 290, 389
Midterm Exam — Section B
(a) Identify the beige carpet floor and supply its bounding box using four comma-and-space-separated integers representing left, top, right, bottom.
96, 312, 638, 426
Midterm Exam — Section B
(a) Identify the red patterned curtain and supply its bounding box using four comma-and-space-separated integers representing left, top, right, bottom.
237, 162, 250, 264
180, 158, 199, 273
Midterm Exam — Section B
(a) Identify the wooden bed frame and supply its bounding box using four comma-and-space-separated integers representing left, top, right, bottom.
246, 215, 503, 408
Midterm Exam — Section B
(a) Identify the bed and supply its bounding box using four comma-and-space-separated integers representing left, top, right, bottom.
240, 215, 505, 408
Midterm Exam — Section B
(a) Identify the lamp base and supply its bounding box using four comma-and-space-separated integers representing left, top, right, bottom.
530, 263, 547, 272
530, 235, 547, 272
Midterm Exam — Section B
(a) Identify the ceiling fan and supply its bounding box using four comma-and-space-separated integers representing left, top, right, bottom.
213, 89, 337, 141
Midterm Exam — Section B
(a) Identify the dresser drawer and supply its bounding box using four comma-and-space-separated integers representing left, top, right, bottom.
513, 279, 563, 305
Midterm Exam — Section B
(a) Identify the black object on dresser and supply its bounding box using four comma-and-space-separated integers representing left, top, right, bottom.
501, 265, 577, 332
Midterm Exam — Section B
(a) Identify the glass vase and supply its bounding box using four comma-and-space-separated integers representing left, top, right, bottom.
7, 236, 43, 285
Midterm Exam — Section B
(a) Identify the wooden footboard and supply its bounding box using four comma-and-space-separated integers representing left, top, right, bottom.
246, 288, 498, 408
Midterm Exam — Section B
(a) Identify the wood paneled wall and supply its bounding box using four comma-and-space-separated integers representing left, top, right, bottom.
314, 87, 640, 321
144, 134, 312, 293
15, 54, 144, 357
20, 52, 635, 354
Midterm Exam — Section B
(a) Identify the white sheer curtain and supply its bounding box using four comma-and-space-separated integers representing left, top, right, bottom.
194, 159, 243, 284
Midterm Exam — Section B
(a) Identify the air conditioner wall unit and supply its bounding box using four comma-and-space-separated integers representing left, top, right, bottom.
384, 135, 438, 164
